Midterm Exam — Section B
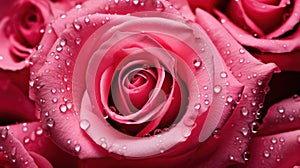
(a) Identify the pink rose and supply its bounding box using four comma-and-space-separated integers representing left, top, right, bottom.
189, 0, 300, 71
27, 0, 277, 167
0, 0, 86, 71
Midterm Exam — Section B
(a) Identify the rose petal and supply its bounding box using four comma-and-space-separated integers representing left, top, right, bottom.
246, 95, 300, 167
0, 127, 39, 168
213, 5, 300, 53
1, 122, 79, 168
194, 8, 278, 166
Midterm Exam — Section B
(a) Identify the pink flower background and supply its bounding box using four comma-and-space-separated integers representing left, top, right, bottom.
0, 0, 299, 167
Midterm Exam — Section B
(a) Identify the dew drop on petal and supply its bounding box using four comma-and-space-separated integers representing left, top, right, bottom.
60, 39, 67, 47
257, 79, 263, 86
240, 127, 248, 136
75, 37, 81, 45
220, 72, 228, 78
242, 151, 250, 161
24, 137, 30, 144
264, 150, 270, 158
227, 96, 233, 103
80, 119, 90, 130
194, 103, 201, 110
239, 48, 245, 54
73, 21, 81, 31
35, 127, 43, 136
297, 135, 300, 143
154, 0, 164, 11
46, 118, 55, 128
193, 59, 201, 68
1, 128, 8, 139
51, 88, 57, 94
249, 121, 259, 133
240, 106, 249, 116
60, 13, 66, 19
277, 106, 285, 114
133, 0, 139, 5
59, 104, 67, 113
84, 16, 90, 24
74, 144, 81, 153
67, 139, 72, 145
56, 45, 63, 52
213, 85, 222, 93
271, 137, 277, 144
228, 155, 234, 160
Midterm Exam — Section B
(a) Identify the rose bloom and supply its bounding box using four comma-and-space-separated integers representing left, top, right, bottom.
0, 0, 283, 167
187, 0, 300, 72
0, 0, 86, 70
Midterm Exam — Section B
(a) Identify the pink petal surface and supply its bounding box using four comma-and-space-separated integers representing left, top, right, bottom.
194, 9, 278, 167
1, 122, 80, 168
214, 7, 300, 53
246, 95, 300, 167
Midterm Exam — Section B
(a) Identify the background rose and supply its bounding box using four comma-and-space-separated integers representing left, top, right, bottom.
26, 0, 278, 167
187, 0, 300, 72
0, 0, 86, 71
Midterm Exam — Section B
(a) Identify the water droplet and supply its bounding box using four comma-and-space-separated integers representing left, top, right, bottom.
60, 39, 67, 47
193, 59, 201, 68
73, 21, 81, 31
240, 107, 249, 116
154, 129, 163, 136
288, 114, 295, 122
239, 48, 245, 54
46, 118, 55, 128
84, 16, 90, 24
37, 44, 43, 51
264, 150, 270, 158
59, 104, 67, 113
75, 37, 81, 45
227, 96, 233, 103
220, 19, 226, 23
254, 80, 262, 87
240, 127, 248, 136
1, 128, 8, 139
182, 129, 191, 138
204, 99, 209, 105
297, 135, 300, 143
249, 121, 259, 133
279, 137, 285, 143
242, 151, 250, 161
75, 4, 82, 9
35, 127, 43, 135
51, 88, 57, 94
282, 44, 287, 48
133, 0, 139, 5
56, 45, 63, 52
194, 103, 201, 110
239, 58, 244, 63
66, 102, 73, 109
22, 126, 28, 132
52, 97, 58, 103
67, 139, 72, 145
154, 0, 164, 11
80, 119, 90, 130
60, 13, 67, 19
277, 106, 285, 114
24, 137, 30, 144
114, 0, 119, 3
220, 72, 228, 78
74, 144, 81, 153
228, 155, 234, 160
271, 137, 277, 144
213, 85, 222, 94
